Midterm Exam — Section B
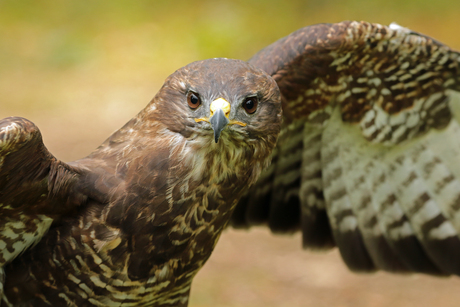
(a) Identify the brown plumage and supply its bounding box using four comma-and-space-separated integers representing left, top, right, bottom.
1, 21, 460, 306
1, 59, 281, 306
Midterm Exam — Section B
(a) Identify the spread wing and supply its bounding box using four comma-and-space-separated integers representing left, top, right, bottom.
0, 117, 85, 276
231, 21, 460, 275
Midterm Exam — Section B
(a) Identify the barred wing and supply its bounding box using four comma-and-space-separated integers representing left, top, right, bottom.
0, 117, 84, 273
231, 21, 460, 275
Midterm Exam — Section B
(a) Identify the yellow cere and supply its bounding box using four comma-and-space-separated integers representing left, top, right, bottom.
210, 98, 231, 117
194, 98, 246, 126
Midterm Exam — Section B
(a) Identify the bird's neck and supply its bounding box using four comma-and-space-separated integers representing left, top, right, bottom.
72, 117, 264, 284
65, 111, 272, 299
85, 112, 268, 204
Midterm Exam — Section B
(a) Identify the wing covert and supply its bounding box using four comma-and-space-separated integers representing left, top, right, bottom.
0, 117, 85, 269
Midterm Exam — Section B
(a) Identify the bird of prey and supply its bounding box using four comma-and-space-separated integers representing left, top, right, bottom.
1, 20, 460, 306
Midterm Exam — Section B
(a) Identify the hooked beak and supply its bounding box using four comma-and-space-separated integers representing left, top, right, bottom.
209, 98, 230, 143
209, 106, 229, 143
194, 97, 246, 143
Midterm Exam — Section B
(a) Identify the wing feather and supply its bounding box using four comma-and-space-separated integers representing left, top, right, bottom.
320, 113, 376, 272
0, 117, 85, 269
232, 21, 460, 275
299, 126, 335, 249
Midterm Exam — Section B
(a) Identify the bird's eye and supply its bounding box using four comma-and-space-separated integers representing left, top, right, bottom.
187, 92, 201, 109
242, 96, 258, 114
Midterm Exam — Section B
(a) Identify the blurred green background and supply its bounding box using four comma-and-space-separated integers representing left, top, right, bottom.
2, 1, 460, 306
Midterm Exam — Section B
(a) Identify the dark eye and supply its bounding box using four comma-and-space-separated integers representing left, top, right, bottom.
242, 96, 258, 114
187, 91, 201, 109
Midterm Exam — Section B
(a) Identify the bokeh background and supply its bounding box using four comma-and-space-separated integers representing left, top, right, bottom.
2, 0, 460, 306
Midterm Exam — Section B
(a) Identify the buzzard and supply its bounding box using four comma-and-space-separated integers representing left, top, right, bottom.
1, 21, 460, 306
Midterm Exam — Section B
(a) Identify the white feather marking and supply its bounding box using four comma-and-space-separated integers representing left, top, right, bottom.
388, 221, 414, 240
339, 216, 358, 232
429, 221, 457, 240
0, 215, 53, 265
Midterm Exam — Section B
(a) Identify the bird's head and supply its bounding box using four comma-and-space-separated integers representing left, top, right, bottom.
146, 58, 282, 154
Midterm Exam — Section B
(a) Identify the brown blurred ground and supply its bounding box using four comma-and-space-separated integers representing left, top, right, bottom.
191, 229, 460, 307
2, 1, 460, 306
